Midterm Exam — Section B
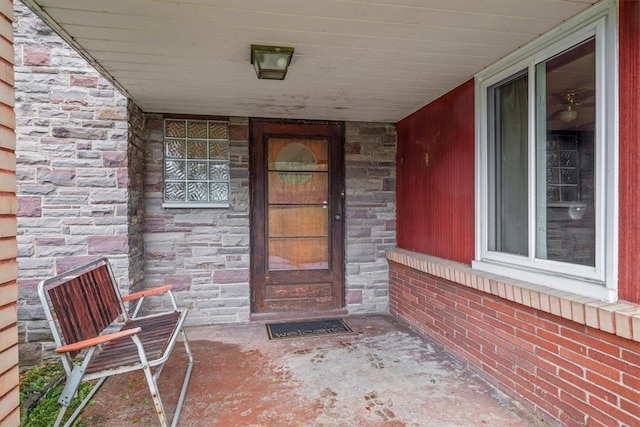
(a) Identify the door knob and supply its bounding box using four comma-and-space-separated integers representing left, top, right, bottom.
334, 214, 341, 221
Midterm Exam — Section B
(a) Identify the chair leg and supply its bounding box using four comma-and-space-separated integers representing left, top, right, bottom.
53, 377, 107, 427
170, 330, 194, 427
64, 377, 107, 427
141, 362, 169, 427
53, 404, 68, 427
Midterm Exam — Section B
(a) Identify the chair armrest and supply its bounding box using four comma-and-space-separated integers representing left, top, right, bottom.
55, 327, 142, 354
122, 285, 174, 302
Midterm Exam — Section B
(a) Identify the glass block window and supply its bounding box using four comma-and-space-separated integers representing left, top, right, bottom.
163, 119, 230, 208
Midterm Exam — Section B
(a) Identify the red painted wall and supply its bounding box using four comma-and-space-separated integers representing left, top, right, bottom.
396, 5, 640, 305
396, 80, 475, 263
389, 7, 640, 427
389, 262, 640, 427
618, 0, 640, 303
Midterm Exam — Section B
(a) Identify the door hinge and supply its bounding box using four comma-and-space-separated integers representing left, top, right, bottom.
251, 290, 255, 303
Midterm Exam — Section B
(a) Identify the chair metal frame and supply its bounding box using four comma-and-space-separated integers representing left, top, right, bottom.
38, 257, 193, 427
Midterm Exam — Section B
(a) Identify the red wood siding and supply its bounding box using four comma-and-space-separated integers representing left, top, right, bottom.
0, 1, 19, 425
396, 80, 475, 263
389, 262, 640, 427
618, 0, 640, 304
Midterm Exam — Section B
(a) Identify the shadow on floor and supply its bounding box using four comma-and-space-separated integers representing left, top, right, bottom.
79, 314, 547, 427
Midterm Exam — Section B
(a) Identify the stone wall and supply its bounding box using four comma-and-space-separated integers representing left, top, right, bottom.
126, 101, 146, 292
13, 2, 397, 355
141, 118, 395, 321
14, 2, 129, 365
344, 122, 396, 313
142, 115, 252, 324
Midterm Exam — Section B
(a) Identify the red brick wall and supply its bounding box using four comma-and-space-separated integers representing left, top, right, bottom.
389, 262, 640, 426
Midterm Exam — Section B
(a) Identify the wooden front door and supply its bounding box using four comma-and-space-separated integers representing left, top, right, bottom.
250, 120, 344, 314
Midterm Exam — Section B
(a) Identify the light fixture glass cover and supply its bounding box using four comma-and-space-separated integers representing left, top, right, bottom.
559, 106, 578, 122
251, 45, 294, 80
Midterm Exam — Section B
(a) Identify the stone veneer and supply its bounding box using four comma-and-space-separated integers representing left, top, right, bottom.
141, 118, 396, 322
13, 2, 397, 360
344, 122, 396, 313
13, 2, 130, 365
142, 115, 252, 324
126, 101, 146, 293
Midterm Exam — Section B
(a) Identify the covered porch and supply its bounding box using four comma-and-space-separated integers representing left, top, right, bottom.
15, 0, 608, 323
11, 0, 640, 426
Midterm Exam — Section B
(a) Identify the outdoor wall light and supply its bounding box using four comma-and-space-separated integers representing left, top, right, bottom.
251, 45, 294, 80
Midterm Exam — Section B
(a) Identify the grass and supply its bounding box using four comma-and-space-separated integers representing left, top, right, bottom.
20, 364, 95, 427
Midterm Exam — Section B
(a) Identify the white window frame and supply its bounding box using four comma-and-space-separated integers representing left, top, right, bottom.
473, 0, 618, 301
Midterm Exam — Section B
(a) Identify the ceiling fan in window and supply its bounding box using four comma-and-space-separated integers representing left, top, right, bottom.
548, 89, 595, 122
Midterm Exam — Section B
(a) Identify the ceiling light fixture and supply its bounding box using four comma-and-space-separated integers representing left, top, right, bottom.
559, 90, 578, 122
559, 105, 578, 122
250, 45, 294, 80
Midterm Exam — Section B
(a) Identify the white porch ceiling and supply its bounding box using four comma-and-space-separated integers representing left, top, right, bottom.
21, 0, 598, 122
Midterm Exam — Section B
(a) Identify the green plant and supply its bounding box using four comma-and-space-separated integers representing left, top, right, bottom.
20, 364, 95, 427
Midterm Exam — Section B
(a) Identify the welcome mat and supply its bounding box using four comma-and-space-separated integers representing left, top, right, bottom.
266, 318, 353, 340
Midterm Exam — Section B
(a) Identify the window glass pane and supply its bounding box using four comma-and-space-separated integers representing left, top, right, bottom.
165, 120, 185, 137
188, 141, 207, 159
166, 139, 185, 158
187, 121, 207, 138
187, 182, 208, 201
165, 160, 186, 180
209, 182, 229, 202
536, 38, 595, 266
209, 142, 228, 160
209, 122, 228, 139
165, 182, 186, 201
490, 73, 529, 256
187, 161, 207, 180
209, 163, 229, 180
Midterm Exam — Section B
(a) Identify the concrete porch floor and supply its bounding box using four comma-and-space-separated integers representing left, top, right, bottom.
79, 314, 547, 426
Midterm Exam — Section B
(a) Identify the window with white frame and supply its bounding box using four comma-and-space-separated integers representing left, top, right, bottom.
474, 0, 617, 301
163, 119, 230, 208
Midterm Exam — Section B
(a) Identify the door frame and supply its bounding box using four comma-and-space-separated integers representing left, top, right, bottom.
249, 118, 345, 315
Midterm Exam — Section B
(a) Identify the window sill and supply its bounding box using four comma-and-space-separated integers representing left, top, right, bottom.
386, 247, 640, 344
162, 202, 229, 209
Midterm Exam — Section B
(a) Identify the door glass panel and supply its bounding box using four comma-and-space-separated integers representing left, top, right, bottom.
269, 238, 329, 270
268, 172, 328, 204
269, 206, 328, 237
268, 139, 328, 171
267, 138, 329, 271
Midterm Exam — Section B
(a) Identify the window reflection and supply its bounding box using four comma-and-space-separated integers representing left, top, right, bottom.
537, 38, 595, 266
